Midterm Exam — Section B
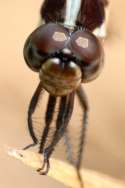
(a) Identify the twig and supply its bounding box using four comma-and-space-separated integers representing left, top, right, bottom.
7, 148, 125, 188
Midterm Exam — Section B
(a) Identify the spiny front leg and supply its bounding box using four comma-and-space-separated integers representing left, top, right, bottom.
62, 86, 89, 188
23, 82, 43, 150
38, 92, 75, 175
39, 95, 57, 153
76, 85, 89, 170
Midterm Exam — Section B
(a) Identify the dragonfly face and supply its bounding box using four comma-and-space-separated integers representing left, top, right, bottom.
24, 23, 103, 96
23, 0, 108, 183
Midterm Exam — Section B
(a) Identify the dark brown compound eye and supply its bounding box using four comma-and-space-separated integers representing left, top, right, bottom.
23, 23, 69, 71
68, 30, 104, 82
31, 23, 69, 54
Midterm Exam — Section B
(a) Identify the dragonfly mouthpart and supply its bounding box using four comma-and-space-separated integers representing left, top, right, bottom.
39, 58, 82, 96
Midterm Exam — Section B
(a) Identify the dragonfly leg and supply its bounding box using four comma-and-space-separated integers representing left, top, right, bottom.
23, 143, 38, 150
64, 129, 74, 165
38, 92, 74, 175
76, 85, 89, 169
62, 86, 88, 188
39, 95, 57, 153
23, 82, 43, 150
37, 155, 50, 175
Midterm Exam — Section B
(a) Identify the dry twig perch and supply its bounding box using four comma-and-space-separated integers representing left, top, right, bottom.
7, 148, 125, 188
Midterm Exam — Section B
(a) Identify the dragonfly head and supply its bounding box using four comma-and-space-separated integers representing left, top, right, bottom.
24, 23, 104, 96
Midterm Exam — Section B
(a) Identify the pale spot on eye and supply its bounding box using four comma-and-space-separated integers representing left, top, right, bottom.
52, 32, 67, 42
76, 37, 89, 48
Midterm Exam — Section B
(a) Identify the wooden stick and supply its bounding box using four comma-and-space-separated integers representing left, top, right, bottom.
7, 148, 125, 188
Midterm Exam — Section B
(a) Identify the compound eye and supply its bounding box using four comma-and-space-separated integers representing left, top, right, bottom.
31, 23, 69, 54
68, 30, 104, 82
23, 23, 69, 71
23, 36, 43, 72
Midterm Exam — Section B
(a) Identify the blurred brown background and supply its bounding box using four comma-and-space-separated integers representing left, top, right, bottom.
0, 0, 125, 187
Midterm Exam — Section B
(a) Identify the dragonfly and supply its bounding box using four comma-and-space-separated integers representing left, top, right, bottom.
23, 0, 108, 186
